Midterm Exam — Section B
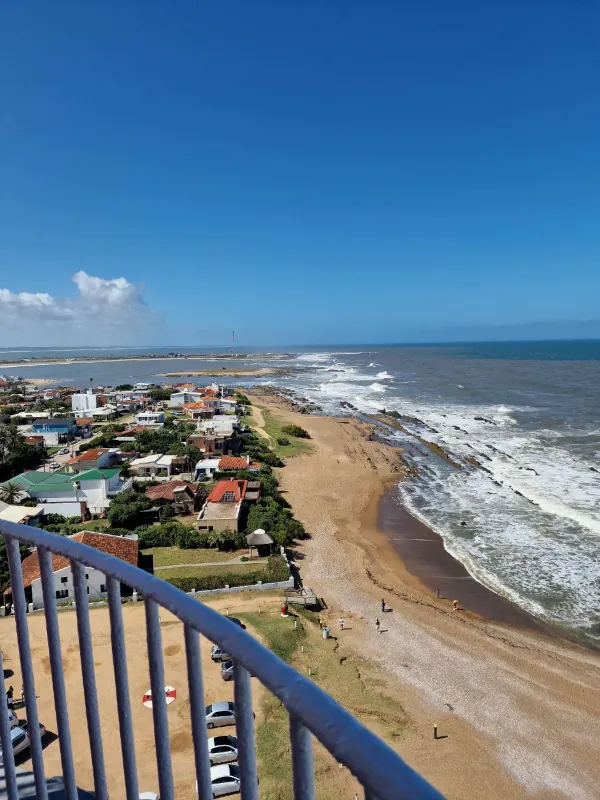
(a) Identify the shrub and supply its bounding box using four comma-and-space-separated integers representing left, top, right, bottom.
276, 436, 290, 446
39, 513, 67, 528
280, 424, 310, 439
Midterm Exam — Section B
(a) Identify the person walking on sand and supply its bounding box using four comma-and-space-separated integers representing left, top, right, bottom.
339, 617, 345, 631
381, 598, 386, 613
375, 618, 381, 634
453, 599, 458, 611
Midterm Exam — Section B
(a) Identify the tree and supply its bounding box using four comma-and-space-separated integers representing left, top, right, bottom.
107, 489, 153, 529
115, 384, 134, 391
149, 388, 173, 402
0, 480, 24, 504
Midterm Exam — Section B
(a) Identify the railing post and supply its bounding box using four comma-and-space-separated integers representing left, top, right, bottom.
145, 598, 175, 800
5, 537, 48, 800
290, 713, 315, 800
233, 662, 259, 800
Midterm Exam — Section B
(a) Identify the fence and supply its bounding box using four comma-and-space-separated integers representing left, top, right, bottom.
0, 519, 444, 800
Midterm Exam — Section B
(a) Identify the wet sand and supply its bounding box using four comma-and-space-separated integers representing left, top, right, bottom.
378, 491, 546, 630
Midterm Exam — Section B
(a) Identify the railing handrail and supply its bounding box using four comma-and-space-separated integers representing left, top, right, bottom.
0, 520, 443, 800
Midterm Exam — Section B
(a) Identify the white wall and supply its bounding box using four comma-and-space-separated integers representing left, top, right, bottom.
37, 500, 81, 517
30, 564, 108, 610
71, 392, 97, 412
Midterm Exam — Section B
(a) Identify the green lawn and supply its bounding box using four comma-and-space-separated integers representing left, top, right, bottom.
248, 405, 312, 459
142, 546, 246, 567
156, 562, 264, 580
46, 446, 61, 456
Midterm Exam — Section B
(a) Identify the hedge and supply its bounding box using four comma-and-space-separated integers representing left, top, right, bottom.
165, 555, 290, 592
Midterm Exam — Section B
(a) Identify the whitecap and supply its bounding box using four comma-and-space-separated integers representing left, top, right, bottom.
375, 371, 393, 379
369, 382, 387, 392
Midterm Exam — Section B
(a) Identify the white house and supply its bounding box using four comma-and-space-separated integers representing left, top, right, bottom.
194, 458, 221, 480
4, 532, 148, 610
135, 411, 165, 426
6, 468, 131, 517
196, 416, 240, 437
128, 453, 184, 479
71, 390, 98, 413
169, 391, 205, 407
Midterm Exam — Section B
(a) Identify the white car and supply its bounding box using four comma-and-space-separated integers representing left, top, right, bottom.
0, 721, 44, 765
208, 735, 238, 765
59, 448, 69, 455
220, 660, 234, 682
205, 702, 236, 729
139, 794, 159, 800
7, 710, 18, 729
210, 644, 231, 663
209, 764, 240, 797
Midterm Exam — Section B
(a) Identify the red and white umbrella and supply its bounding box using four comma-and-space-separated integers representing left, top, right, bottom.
142, 685, 176, 708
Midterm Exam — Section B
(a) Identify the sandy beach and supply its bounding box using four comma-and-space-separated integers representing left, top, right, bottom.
247, 389, 600, 799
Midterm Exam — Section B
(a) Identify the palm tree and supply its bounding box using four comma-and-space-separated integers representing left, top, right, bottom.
0, 481, 24, 504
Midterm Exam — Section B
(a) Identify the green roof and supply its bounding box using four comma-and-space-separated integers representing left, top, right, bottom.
6, 472, 74, 490
76, 468, 121, 481
4, 468, 121, 490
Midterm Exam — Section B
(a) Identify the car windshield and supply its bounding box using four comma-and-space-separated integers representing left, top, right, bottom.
229, 765, 240, 778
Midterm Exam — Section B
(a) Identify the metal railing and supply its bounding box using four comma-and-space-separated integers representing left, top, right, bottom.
0, 520, 444, 800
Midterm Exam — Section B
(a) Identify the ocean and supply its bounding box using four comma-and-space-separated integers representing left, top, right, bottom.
3, 340, 600, 644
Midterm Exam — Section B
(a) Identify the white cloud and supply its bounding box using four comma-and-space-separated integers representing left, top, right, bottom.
0, 271, 160, 344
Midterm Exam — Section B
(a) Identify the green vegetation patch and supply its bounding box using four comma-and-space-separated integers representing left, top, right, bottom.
143, 546, 244, 567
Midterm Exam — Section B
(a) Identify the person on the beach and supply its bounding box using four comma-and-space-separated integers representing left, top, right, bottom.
381, 598, 386, 612
375, 618, 381, 634
339, 617, 345, 631
436, 588, 440, 598
318, 614, 323, 629
453, 600, 458, 611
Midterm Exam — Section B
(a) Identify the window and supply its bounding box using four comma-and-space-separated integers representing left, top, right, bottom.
223, 491, 235, 502
55, 589, 69, 599
86, 587, 90, 594
86, 573, 89, 580
100, 584, 106, 593
61, 577, 68, 584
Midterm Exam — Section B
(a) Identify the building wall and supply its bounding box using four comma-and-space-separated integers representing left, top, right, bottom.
30, 564, 108, 610
71, 393, 97, 412
197, 514, 240, 533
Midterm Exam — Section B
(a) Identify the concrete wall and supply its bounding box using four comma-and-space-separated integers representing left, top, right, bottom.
71, 393, 97, 412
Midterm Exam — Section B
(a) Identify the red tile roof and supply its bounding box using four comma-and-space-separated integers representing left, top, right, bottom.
218, 456, 250, 471
145, 481, 199, 501
23, 436, 44, 445
4, 532, 139, 594
118, 425, 145, 437
66, 448, 110, 465
76, 418, 94, 425
207, 479, 247, 504
183, 402, 207, 409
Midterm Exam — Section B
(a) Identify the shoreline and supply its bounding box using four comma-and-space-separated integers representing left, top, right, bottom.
245, 388, 600, 797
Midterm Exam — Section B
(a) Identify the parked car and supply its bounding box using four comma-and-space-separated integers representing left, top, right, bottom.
7, 710, 18, 729
59, 448, 69, 455
207, 735, 238, 766
0, 722, 45, 765
210, 644, 231, 663
220, 660, 234, 682
205, 702, 236, 729
138, 794, 159, 800
209, 764, 241, 797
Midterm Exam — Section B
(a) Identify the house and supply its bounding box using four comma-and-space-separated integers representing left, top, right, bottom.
134, 382, 153, 391
194, 458, 222, 481
3, 531, 153, 610
128, 453, 185, 479
75, 418, 94, 436
145, 481, 202, 514
31, 417, 78, 445
197, 480, 247, 533
71, 390, 97, 414
186, 432, 232, 456
22, 435, 45, 447
217, 455, 261, 473
169, 391, 204, 407
135, 411, 165, 426
63, 448, 119, 474
196, 417, 240, 437
5, 468, 130, 517
43, 389, 62, 400
0, 502, 44, 526
183, 402, 214, 421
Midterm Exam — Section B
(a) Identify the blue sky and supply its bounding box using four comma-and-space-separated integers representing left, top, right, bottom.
1, 1, 600, 346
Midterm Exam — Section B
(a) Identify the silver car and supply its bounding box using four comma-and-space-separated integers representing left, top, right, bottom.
209, 764, 240, 797
220, 660, 234, 682
207, 735, 238, 765
205, 701, 235, 729
210, 644, 231, 663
